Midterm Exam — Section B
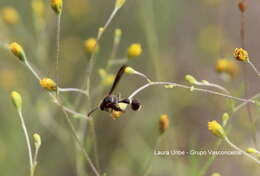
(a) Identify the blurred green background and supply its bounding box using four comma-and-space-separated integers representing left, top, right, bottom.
0, 0, 259, 175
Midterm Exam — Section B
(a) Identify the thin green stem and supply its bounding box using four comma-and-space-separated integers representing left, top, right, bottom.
248, 60, 260, 78
55, 14, 62, 84
17, 110, 34, 176
224, 137, 260, 164
128, 81, 254, 104
55, 96, 100, 176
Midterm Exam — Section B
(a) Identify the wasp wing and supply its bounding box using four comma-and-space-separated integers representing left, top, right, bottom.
108, 65, 127, 95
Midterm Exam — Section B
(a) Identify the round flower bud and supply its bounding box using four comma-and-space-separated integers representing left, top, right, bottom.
127, 43, 142, 58
84, 38, 99, 54
159, 114, 169, 134
9, 42, 26, 62
11, 91, 22, 110
40, 78, 57, 91
1, 7, 19, 25
33, 133, 42, 148
233, 48, 249, 61
51, 0, 63, 15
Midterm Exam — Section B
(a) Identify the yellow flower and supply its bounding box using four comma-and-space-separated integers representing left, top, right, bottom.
127, 43, 142, 58
159, 114, 169, 134
32, 0, 45, 18
111, 110, 123, 120
11, 91, 22, 110
1, 7, 19, 24
233, 48, 249, 61
51, 0, 63, 15
84, 38, 98, 54
216, 58, 239, 76
9, 42, 26, 62
115, 0, 126, 9
99, 69, 115, 86
208, 120, 225, 138
40, 78, 57, 91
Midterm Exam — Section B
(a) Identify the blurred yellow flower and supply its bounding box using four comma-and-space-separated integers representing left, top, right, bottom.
208, 120, 225, 138
211, 172, 221, 176
40, 78, 57, 91
1, 7, 19, 24
246, 148, 257, 154
84, 38, 98, 54
233, 48, 248, 61
67, 0, 88, 18
0, 70, 16, 90
32, 0, 45, 18
11, 91, 22, 110
9, 42, 26, 62
159, 114, 169, 134
99, 69, 115, 86
51, 0, 63, 15
127, 43, 142, 58
216, 58, 239, 76
111, 110, 123, 120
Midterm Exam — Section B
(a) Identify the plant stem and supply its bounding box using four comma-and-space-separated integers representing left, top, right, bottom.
55, 14, 62, 84
17, 110, 34, 176
128, 81, 254, 104
224, 137, 260, 164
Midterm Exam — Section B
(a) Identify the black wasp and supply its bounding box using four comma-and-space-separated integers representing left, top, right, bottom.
88, 65, 141, 117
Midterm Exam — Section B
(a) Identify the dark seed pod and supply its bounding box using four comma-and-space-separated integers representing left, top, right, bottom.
131, 99, 142, 111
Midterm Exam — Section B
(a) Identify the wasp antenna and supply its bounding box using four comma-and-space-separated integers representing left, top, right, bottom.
87, 107, 99, 117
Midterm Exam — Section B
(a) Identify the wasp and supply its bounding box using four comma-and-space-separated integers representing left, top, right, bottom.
88, 65, 141, 117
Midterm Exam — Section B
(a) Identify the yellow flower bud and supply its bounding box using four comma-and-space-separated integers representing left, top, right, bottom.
1, 7, 19, 25
40, 78, 57, 91
32, 0, 45, 18
127, 43, 142, 58
246, 148, 257, 154
216, 59, 239, 76
115, 0, 126, 9
11, 91, 22, 110
208, 120, 225, 138
51, 0, 63, 15
211, 172, 221, 176
185, 75, 197, 84
84, 38, 98, 54
9, 42, 26, 62
233, 48, 249, 61
125, 67, 136, 74
33, 133, 42, 148
159, 114, 169, 134
222, 112, 230, 126
111, 110, 123, 120
98, 69, 115, 86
